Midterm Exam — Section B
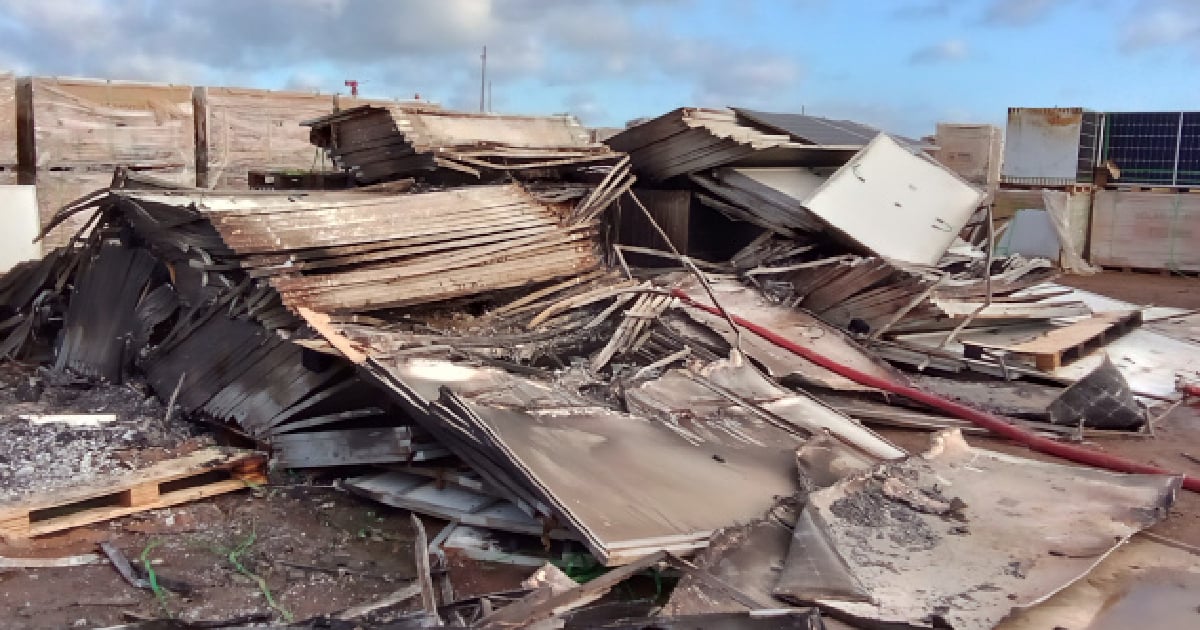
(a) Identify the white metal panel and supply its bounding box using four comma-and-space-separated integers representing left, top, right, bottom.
800, 134, 984, 266
0, 185, 42, 272
730, 166, 831, 201
1001, 108, 1083, 182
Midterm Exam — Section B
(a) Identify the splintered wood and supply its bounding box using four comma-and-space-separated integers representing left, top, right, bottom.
0, 448, 266, 539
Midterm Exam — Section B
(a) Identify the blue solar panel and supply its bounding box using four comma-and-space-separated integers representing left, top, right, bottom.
1103, 112, 1200, 186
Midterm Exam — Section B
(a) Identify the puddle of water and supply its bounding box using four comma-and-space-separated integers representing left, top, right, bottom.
1087, 568, 1200, 630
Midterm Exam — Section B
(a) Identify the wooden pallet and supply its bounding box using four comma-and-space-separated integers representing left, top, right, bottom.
0, 447, 266, 539
962, 310, 1143, 371
1110, 186, 1200, 194
998, 182, 1094, 193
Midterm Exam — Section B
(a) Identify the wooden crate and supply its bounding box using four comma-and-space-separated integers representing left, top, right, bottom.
199, 87, 339, 188
934, 123, 1002, 189
0, 447, 266, 539
1090, 190, 1200, 273
22, 77, 194, 170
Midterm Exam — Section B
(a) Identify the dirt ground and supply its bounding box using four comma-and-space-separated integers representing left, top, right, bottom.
1059, 269, 1200, 309
0, 484, 427, 629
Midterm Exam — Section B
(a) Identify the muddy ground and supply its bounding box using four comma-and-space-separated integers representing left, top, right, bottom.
0, 271, 1198, 628
0, 486, 424, 629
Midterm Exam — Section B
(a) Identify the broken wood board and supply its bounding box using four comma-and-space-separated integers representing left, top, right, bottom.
344, 471, 574, 539
271, 427, 448, 468
962, 310, 1143, 370
0, 447, 265, 539
791, 429, 1180, 629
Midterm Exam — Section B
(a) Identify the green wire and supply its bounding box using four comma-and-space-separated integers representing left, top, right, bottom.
223, 530, 294, 622
140, 540, 172, 619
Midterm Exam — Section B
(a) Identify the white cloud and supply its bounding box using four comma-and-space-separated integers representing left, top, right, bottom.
1121, 2, 1200, 53
983, 0, 1057, 26
909, 39, 969, 65
892, 0, 956, 19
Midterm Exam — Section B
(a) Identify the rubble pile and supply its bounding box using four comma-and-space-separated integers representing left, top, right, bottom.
0, 103, 1198, 629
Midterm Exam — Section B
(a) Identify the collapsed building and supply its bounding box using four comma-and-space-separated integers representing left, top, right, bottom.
0, 100, 1197, 629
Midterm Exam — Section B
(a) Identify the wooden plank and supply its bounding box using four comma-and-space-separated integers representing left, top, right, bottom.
193, 86, 208, 188
15, 78, 34, 184
0, 447, 265, 539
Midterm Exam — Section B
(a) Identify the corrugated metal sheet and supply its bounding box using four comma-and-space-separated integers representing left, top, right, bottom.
606, 107, 844, 182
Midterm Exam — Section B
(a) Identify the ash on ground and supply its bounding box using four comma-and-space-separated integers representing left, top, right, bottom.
0, 363, 211, 502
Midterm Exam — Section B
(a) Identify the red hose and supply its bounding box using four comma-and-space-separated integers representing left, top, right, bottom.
672, 288, 1199, 493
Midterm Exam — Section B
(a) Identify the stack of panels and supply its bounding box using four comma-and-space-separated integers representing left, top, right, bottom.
200, 87, 341, 188
314, 107, 430, 182
193, 185, 602, 313
605, 108, 800, 182
1103, 112, 1200, 187
25, 77, 195, 170
306, 105, 611, 183
0, 72, 14, 175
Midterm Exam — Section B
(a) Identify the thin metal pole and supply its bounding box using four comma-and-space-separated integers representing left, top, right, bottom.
479, 46, 487, 113
1173, 111, 1184, 186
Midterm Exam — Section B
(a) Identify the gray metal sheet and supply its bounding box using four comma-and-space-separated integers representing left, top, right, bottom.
734, 108, 925, 150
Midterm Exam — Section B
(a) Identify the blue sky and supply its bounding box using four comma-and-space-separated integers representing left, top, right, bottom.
0, 0, 1197, 137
